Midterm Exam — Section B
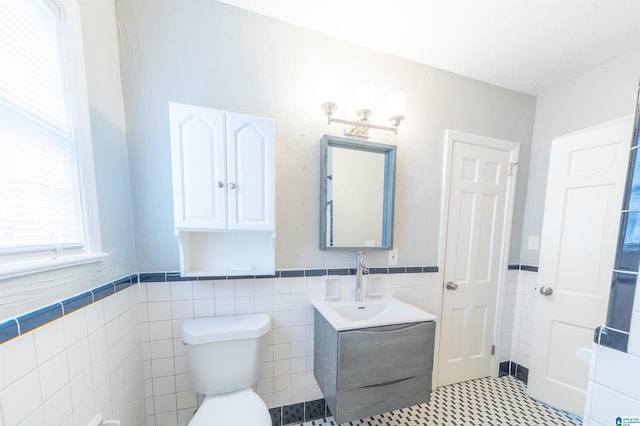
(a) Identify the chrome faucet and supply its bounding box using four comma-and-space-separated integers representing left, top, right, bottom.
355, 251, 369, 302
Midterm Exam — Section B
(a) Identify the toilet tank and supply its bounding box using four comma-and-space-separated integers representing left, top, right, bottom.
182, 314, 271, 396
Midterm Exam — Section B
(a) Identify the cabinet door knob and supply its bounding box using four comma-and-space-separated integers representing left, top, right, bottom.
217, 181, 224, 188
229, 182, 237, 189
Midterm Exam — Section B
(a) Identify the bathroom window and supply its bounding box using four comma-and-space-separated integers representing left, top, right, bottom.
0, 0, 105, 279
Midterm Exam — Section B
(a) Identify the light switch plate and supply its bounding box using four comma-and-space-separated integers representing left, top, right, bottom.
388, 248, 399, 265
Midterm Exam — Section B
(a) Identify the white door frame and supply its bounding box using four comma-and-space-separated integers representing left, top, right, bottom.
435, 129, 520, 386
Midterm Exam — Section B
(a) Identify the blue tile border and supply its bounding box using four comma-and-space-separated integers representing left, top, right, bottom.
17, 303, 63, 335
0, 320, 19, 342
62, 292, 94, 315
0, 273, 138, 346
506, 264, 539, 272
138, 266, 441, 282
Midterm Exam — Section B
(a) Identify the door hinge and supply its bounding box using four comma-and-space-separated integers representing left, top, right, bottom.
507, 162, 519, 176
491, 345, 495, 356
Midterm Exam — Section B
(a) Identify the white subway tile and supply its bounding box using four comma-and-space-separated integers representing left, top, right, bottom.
17, 408, 44, 426
178, 408, 194, 425
273, 279, 290, 295
193, 298, 216, 317
154, 394, 177, 414
254, 279, 273, 296
38, 351, 69, 401
235, 297, 255, 314
214, 281, 234, 298
153, 376, 176, 396
0, 332, 38, 389
273, 344, 290, 361
257, 377, 274, 394
272, 311, 290, 328
214, 297, 235, 316
171, 300, 194, 320
273, 328, 291, 345
291, 326, 306, 343
91, 353, 110, 388
193, 280, 214, 299
273, 294, 290, 311
148, 320, 173, 341
274, 375, 290, 391
291, 341, 307, 358
254, 295, 273, 313
149, 339, 174, 360
63, 310, 88, 347
151, 358, 175, 378
147, 283, 171, 302
175, 373, 193, 393
0, 370, 42, 426
174, 355, 190, 375
173, 338, 188, 357
273, 359, 291, 376
290, 278, 307, 294
628, 312, 640, 357
88, 327, 108, 362
67, 338, 90, 379
290, 293, 308, 310
176, 390, 197, 410
170, 281, 193, 301
273, 389, 291, 407
148, 302, 172, 321
69, 367, 92, 409
33, 319, 65, 364
235, 280, 255, 297
291, 357, 306, 374
42, 386, 72, 426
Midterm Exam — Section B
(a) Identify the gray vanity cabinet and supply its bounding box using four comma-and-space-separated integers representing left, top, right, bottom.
314, 311, 435, 423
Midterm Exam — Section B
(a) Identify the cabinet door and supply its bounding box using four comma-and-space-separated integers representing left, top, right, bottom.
226, 112, 275, 230
169, 103, 227, 230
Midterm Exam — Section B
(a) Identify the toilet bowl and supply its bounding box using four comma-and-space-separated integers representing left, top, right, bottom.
189, 389, 271, 426
181, 314, 271, 426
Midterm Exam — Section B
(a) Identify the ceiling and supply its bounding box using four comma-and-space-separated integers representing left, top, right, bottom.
217, 0, 640, 95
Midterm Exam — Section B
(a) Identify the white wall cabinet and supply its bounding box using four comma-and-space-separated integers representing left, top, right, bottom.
169, 102, 275, 276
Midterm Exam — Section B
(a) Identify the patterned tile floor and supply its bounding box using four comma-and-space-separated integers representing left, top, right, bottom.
299, 376, 582, 426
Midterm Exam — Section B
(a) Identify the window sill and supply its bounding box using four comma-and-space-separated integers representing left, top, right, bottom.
0, 252, 109, 280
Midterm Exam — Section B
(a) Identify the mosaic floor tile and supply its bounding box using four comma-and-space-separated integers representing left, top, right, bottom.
293, 376, 582, 426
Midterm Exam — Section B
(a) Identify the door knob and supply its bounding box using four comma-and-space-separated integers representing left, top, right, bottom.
539, 286, 553, 296
229, 182, 237, 189
445, 281, 458, 291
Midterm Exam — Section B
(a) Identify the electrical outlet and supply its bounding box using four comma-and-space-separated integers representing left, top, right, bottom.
527, 236, 539, 251
388, 248, 399, 265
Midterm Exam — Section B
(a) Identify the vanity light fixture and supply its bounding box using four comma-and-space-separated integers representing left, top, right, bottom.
321, 84, 406, 137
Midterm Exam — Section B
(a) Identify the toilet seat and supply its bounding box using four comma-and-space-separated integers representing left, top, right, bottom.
189, 388, 271, 426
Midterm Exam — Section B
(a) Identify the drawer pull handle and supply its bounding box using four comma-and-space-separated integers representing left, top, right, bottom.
357, 322, 424, 333
362, 376, 414, 389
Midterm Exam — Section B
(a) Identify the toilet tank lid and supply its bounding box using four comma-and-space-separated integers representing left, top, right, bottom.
182, 314, 271, 345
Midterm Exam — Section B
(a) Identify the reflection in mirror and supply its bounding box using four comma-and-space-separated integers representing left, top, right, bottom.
320, 135, 396, 249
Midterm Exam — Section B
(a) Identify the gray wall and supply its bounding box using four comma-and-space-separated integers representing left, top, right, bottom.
519, 49, 640, 266
0, 0, 136, 320
116, 0, 536, 272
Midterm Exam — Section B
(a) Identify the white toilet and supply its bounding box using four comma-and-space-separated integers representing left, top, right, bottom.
181, 313, 272, 426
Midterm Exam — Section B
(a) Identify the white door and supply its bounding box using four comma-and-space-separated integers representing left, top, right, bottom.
438, 131, 519, 386
528, 116, 632, 415
226, 112, 275, 231
169, 102, 227, 230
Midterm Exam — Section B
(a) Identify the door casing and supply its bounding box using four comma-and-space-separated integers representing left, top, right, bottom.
435, 129, 520, 386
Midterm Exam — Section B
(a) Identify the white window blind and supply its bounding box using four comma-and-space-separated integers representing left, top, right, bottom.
0, 0, 84, 256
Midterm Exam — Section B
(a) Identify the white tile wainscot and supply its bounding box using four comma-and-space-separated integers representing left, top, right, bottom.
0, 285, 145, 426
139, 271, 441, 426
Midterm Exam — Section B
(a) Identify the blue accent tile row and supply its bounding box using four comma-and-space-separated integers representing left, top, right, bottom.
17, 303, 63, 335
137, 266, 441, 283
269, 398, 328, 426
0, 273, 138, 346
62, 292, 94, 315
602, 89, 640, 354
505, 264, 539, 272
0, 320, 19, 342
594, 326, 629, 352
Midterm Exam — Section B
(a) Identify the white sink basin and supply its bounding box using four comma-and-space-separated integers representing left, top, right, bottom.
313, 297, 437, 331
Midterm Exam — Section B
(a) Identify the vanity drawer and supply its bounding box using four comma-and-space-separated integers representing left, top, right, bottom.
337, 321, 434, 390
337, 373, 432, 423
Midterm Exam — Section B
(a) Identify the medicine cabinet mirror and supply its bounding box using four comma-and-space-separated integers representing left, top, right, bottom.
320, 135, 396, 250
